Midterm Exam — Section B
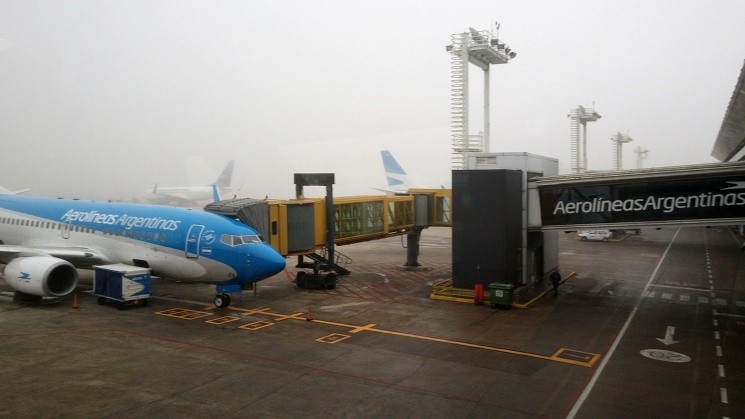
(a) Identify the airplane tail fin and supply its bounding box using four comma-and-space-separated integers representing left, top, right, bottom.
211, 184, 222, 203
214, 160, 235, 188
0, 185, 29, 195
380, 150, 415, 193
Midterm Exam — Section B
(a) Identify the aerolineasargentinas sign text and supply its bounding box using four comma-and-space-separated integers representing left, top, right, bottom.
539, 175, 745, 226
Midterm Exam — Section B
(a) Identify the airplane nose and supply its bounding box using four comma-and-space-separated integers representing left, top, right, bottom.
256, 244, 286, 278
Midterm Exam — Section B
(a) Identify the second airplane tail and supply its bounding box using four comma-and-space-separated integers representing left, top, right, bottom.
380, 150, 417, 193
214, 160, 235, 188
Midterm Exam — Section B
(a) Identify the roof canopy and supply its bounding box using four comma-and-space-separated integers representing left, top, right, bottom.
712, 60, 745, 161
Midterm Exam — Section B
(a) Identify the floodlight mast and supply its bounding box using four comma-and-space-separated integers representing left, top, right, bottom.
447, 22, 516, 170
633, 145, 648, 169
568, 105, 601, 173
611, 132, 634, 170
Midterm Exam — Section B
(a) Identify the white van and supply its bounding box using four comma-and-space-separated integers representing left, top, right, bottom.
577, 229, 612, 241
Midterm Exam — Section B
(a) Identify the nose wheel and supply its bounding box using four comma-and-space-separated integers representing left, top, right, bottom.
214, 293, 231, 308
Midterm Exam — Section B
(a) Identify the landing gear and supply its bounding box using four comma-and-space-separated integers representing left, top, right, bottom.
214, 293, 231, 308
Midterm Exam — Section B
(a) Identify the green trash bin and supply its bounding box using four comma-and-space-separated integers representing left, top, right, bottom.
488, 283, 515, 308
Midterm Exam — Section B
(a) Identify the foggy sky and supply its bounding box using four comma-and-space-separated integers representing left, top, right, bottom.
1, 1, 744, 200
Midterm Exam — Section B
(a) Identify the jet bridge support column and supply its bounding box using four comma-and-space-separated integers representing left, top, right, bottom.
403, 194, 434, 270
405, 228, 423, 268
293, 173, 339, 289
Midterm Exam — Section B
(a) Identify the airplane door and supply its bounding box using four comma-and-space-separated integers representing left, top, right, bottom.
61, 221, 71, 239
185, 224, 204, 259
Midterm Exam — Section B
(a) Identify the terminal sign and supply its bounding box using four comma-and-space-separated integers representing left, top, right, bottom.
539, 175, 745, 227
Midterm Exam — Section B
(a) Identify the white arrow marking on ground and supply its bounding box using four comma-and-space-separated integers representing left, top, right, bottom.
656, 326, 679, 345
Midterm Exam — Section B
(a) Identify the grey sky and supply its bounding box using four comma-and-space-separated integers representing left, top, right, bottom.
1, 1, 744, 199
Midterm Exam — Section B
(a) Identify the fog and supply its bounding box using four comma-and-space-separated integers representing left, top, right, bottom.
1, 1, 744, 200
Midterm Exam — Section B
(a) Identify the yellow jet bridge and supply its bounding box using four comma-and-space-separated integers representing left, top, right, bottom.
267, 188, 451, 256
205, 188, 452, 274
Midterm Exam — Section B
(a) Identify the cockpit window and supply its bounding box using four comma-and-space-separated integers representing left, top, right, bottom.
220, 234, 263, 246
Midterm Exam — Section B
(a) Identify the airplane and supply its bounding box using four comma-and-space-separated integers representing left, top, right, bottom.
0, 184, 286, 308
146, 160, 238, 205
375, 150, 421, 194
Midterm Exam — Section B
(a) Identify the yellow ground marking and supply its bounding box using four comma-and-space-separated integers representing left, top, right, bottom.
511, 272, 577, 309
348, 323, 377, 334
316, 333, 351, 344
206, 316, 241, 325
270, 312, 307, 321
156, 308, 212, 320
302, 316, 597, 367
239, 321, 275, 331
230, 306, 305, 321
231, 307, 273, 316
429, 272, 578, 309
165, 306, 600, 367
551, 348, 601, 367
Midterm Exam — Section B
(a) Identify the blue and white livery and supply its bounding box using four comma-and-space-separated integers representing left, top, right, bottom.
0, 185, 285, 308
376, 150, 420, 195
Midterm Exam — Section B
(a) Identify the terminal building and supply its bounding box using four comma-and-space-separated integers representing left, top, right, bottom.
711, 60, 745, 163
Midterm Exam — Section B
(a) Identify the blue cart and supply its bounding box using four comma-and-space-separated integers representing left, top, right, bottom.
93, 264, 152, 309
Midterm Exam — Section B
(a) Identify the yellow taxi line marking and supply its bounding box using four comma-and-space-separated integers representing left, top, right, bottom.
348, 324, 377, 333
233, 307, 306, 321
156, 308, 212, 320
269, 312, 306, 321
206, 316, 241, 325
369, 328, 557, 363
165, 306, 599, 367
512, 272, 577, 309
230, 307, 273, 316
316, 333, 351, 344
239, 321, 275, 331
305, 314, 596, 366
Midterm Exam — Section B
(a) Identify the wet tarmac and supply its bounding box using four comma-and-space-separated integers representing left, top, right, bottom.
1, 226, 743, 418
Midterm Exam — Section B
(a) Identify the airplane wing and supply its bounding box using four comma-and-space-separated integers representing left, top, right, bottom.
0, 245, 110, 266
152, 192, 195, 201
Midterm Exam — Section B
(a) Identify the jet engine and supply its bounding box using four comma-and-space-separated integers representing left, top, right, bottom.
3, 256, 78, 297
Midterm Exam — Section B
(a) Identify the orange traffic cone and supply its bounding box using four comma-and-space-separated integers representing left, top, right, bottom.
72, 293, 79, 309
306, 305, 313, 321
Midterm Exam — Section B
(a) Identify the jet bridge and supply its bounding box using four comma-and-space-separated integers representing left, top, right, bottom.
529, 161, 745, 231
205, 188, 452, 273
